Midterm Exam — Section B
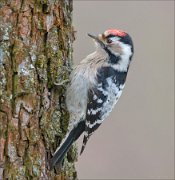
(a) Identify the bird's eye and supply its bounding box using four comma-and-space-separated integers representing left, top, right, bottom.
107, 38, 112, 44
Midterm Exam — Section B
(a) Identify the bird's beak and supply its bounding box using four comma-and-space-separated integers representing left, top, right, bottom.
88, 33, 106, 49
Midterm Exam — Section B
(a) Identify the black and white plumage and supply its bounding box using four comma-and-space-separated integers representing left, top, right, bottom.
50, 29, 134, 169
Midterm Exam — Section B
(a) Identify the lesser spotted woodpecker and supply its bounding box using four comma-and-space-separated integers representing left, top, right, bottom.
50, 29, 134, 169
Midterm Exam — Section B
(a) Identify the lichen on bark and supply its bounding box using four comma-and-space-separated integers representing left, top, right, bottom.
0, 0, 77, 179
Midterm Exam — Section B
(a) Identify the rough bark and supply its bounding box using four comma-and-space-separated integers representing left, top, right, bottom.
0, 0, 77, 179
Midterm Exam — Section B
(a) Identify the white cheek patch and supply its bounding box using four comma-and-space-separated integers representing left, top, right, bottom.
112, 43, 132, 72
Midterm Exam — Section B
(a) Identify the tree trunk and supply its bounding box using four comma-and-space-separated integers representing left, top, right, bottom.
0, 0, 77, 179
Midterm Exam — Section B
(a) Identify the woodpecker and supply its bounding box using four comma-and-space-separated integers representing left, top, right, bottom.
50, 28, 134, 169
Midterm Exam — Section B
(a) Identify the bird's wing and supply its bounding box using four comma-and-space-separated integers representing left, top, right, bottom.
80, 85, 108, 154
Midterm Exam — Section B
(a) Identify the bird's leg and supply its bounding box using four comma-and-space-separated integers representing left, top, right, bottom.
54, 64, 72, 87
54, 79, 70, 86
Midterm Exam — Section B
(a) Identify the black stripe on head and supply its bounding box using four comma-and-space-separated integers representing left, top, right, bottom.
120, 34, 134, 53
106, 34, 116, 38
108, 53, 121, 64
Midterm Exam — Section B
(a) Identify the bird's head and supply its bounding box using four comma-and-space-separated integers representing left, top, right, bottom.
88, 29, 134, 58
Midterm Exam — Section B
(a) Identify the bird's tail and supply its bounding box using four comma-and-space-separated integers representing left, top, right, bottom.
49, 120, 85, 169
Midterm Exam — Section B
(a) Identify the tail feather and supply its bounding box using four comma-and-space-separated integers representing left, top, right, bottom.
80, 135, 88, 155
49, 120, 85, 169
49, 134, 74, 169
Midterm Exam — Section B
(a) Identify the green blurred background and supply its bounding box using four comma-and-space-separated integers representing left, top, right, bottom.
73, 1, 174, 179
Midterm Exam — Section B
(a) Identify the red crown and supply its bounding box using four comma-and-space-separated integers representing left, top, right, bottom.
105, 29, 126, 37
